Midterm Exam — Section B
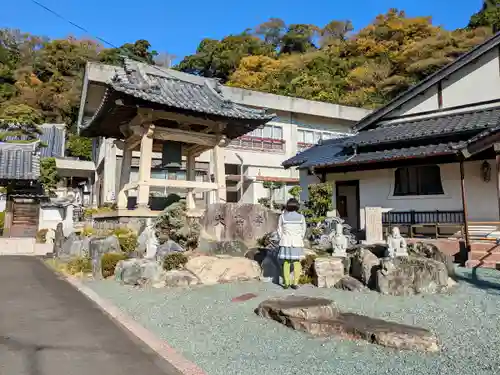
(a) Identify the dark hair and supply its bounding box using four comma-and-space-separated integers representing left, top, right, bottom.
285, 198, 300, 212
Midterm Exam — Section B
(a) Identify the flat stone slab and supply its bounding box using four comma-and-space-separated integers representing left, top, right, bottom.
255, 296, 439, 352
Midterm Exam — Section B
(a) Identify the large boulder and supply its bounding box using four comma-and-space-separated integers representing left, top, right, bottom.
162, 269, 200, 288
184, 255, 261, 285
255, 295, 439, 352
155, 240, 185, 262
408, 242, 456, 279
313, 257, 345, 288
351, 248, 380, 287
59, 233, 90, 259
89, 235, 122, 279
202, 203, 279, 246
259, 249, 281, 284
197, 238, 249, 256
376, 257, 449, 296
334, 276, 367, 292
114, 258, 165, 286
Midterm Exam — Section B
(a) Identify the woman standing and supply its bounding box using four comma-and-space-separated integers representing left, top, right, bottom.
277, 198, 307, 289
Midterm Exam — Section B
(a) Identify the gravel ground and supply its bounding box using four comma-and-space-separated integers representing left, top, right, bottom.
86, 267, 500, 375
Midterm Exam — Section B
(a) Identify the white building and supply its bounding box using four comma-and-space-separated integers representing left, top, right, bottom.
285, 31, 500, 242
82, 62, 370, 207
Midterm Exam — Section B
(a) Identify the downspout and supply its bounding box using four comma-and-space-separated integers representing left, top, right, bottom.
235, 153, 244, 203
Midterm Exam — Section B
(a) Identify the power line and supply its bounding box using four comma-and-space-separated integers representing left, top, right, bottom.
27, 0, 170, 67
29, 0, 121, 50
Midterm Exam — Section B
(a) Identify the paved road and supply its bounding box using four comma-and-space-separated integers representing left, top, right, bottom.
0, 256, 180, 375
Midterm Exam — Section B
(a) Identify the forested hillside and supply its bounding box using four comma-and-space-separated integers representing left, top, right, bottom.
178, 5, 498, 109
0, 1, 498, 156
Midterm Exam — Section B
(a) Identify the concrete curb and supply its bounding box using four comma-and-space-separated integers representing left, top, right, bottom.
58, 270, 207, 375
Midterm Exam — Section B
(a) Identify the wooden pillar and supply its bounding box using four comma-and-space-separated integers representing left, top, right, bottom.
136, 124, 154, 209
213, 143, 226, 203
186, 152, 196, 210
117, 146, 133, 209
460, 160, 471, 254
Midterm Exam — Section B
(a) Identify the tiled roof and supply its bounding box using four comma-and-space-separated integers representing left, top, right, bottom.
282, 137, 347, 168
345, 107, 500, 147
0, 142, 40, 180
284, 106, 500, 170
3, 124, 66, 158
300, 143, 461, 169
109, 59, 276, 121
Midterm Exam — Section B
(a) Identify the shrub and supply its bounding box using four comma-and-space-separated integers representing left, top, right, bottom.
272, 202, 285, 211
81, 227, 95, 237
0, 210, 5, 234
155, 200, 200, 251
101, 253, 128, 278
111, 227, 138, 254
36, 228, 48, 243
163, 252, 188, 271
301, 254, 317, 282
66, 256, 92, 275
257, 197, 271, 208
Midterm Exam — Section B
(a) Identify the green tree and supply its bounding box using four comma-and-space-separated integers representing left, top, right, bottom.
288, 186, 302, 200
0, 103, 43, 140
254, 18, 286, 47
469, 0, 500, 32
263, 181, 284, 206
66, 134, 92, 160
99, 39, 158, 65
302, 183, 333, 224
40, 157, 60, 195
176, 34, 275, 82
280, 24, 319, 54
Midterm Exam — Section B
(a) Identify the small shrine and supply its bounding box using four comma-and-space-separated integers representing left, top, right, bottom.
79, 59, 275, 217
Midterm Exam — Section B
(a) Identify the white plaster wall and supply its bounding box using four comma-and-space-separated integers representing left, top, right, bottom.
391, 49, 500, 118
38, 205, 74, 235
442, 49, 500, 108
321, 160, 499, 228
393, 86, 439, 116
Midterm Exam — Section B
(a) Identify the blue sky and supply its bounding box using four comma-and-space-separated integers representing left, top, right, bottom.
1, 0, 484, 63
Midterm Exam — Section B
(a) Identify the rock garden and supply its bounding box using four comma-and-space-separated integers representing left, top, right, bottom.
46, 187, 500, 375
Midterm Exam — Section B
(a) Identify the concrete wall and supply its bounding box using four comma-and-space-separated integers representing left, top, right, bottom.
393, 48, 500, 117
38, 205, 74, 236
321, 160, 499, 230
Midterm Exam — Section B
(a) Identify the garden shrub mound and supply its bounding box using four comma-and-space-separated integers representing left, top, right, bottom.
101, 253, 128, 278
255, 295, 439, 352
155, 200, 200, 251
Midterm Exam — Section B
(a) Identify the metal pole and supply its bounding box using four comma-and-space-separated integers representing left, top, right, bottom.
460, 160, 471, 253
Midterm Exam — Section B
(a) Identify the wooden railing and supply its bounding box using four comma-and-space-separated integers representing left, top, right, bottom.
382, 210, 464, 238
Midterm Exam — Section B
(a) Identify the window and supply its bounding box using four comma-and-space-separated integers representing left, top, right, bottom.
230, 124, 285, 152
297, 129, 346, 152
393, 165, 444, 196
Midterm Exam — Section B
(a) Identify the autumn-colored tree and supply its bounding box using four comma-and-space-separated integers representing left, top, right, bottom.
224, 9, 491, 108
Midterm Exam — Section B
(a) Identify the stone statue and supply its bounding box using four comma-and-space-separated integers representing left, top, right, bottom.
45, 228, 55, 244
330, 222, 348, 257
142, 218, 159, 259
386, 226, 408, 258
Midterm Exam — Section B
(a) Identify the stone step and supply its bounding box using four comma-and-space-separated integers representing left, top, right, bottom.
465, 260, 500, 269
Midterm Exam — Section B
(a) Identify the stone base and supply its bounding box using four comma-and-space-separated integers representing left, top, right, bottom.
255, 296, 439, 352
92, 209, 161, 232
